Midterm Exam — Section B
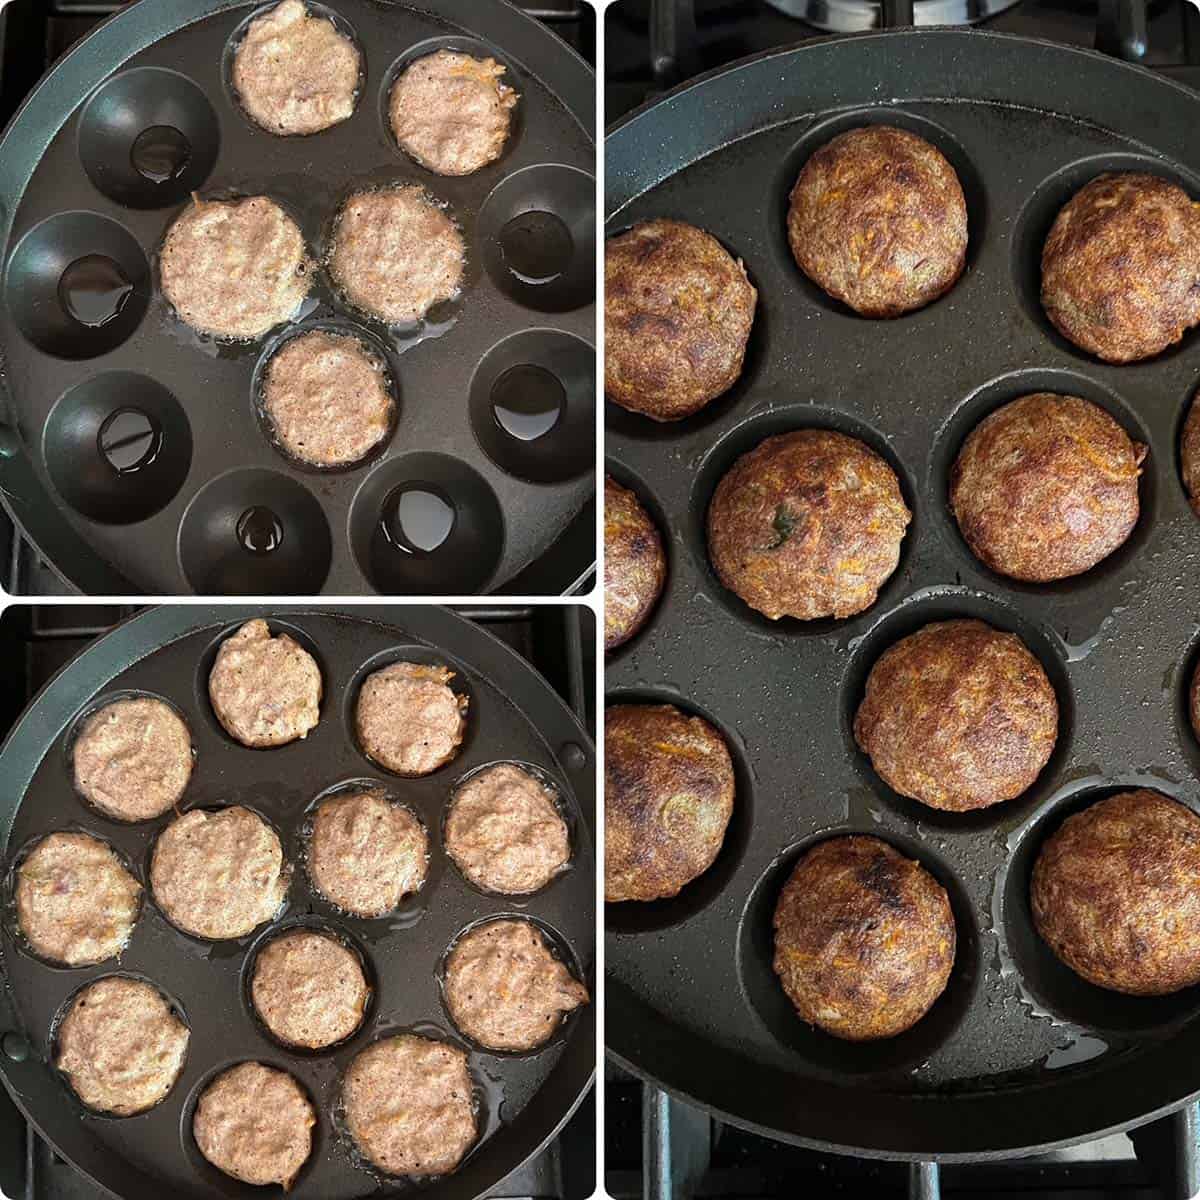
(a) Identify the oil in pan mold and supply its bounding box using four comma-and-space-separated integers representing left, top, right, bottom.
130, 125, 192, 185
57, 255, 134, 330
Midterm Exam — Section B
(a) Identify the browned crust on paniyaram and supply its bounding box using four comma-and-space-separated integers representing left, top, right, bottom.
949, 392, 1145, 582
604, 219, 757, 421
707, 429, 910, 622
1180, 387, 1200, 518
1031, 789, 1200, 995
786, 125, 968, 318
604, 475, 666, 651
773, 835, 956, 1041
1041, 172, 1200, 363
605, 703, 734, 903
1190, 658, 1200, 743
853, 619, 1058, 812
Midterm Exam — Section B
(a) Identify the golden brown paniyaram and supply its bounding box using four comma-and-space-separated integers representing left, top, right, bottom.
1031, 789, 1200, 995
605, 703, 734, 903
605, 219, 757, 421
786, 124, 968, 318
1040, 172, 1200, 363
1190, 657, 1200, 744
707, 429, 910, 621
1180, 386, 1200, 517
949, 392, 1146, 582
853, 618, 1058, 812
604, 475, 666, 651
773, 835, 956, 1041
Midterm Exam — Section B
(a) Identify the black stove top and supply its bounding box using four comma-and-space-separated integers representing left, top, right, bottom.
604, 1, 1200, 1196
0, 603, 596, 1200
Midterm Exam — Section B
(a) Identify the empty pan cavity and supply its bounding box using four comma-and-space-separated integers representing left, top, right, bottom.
478, 164, 594, 313
6, 212, 149, 359
43, 373, 192, 525
469, 329, 594, 483
177, 468, 332, 594
349, 454, 504, 594
78, 68, 220, 209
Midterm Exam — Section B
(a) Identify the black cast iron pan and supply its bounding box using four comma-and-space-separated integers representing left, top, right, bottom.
0, 604, 595, 1198
0, 0, 596, 596
605, 29, 1200, 1161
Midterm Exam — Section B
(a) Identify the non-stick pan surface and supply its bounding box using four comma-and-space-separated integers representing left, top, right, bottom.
0, 604, 595, 1199
605, 29, 1200, 1160
0, 0, 595, 596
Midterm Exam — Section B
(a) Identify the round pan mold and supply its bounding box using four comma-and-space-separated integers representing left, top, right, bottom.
0, 0, 595, 595
0, 606, 594, 1200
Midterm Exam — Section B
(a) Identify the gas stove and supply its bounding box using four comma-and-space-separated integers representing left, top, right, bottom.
604, 0, 1200, 123
0, 603, 596, 1200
